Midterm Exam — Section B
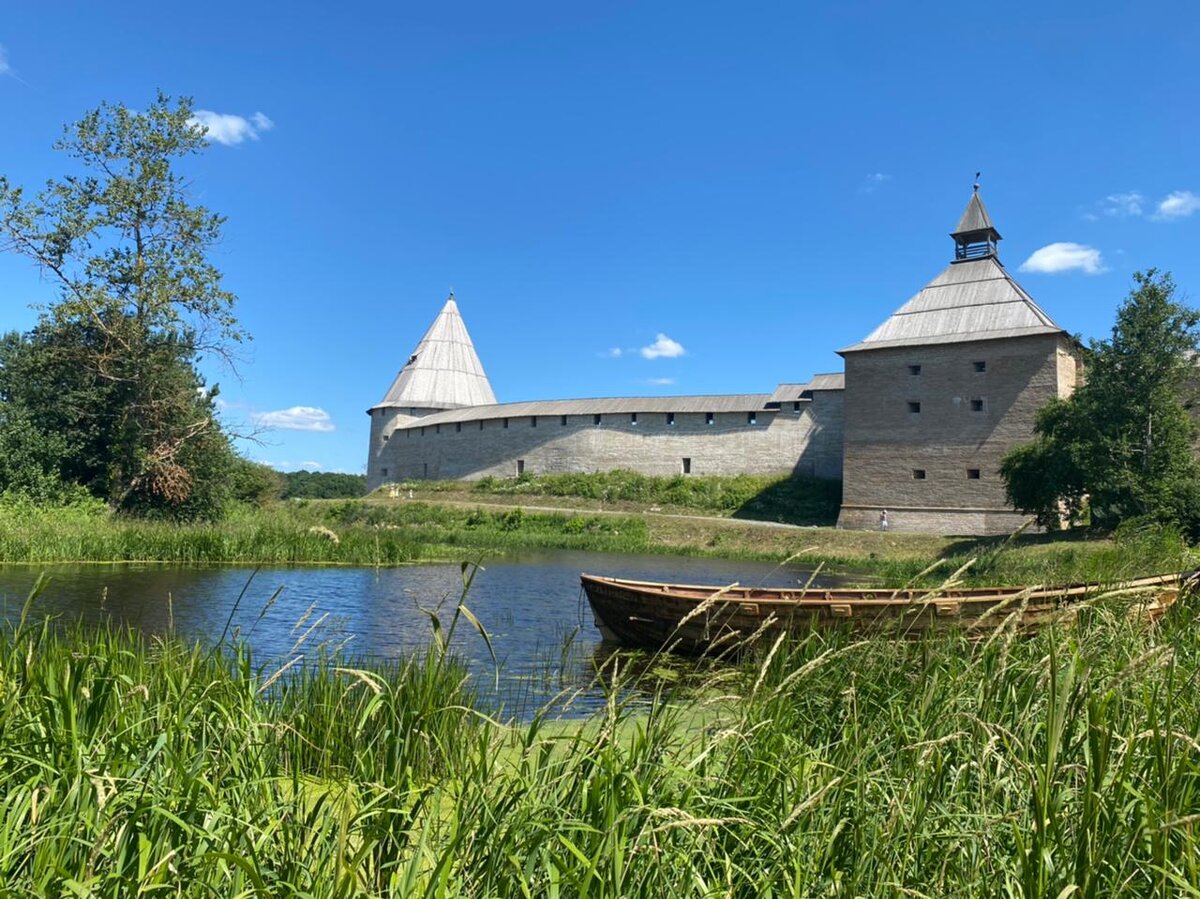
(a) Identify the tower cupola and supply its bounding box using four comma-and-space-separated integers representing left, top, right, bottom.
951, 181, 1001, 262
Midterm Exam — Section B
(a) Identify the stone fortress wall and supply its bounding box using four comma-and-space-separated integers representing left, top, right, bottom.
366, 189, 1079, 535
368, 388, 844, 488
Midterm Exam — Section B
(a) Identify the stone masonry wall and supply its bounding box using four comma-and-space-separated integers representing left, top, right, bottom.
837, 333, 1073, 535
370, 391, 844, 486
365, 406, 442, 493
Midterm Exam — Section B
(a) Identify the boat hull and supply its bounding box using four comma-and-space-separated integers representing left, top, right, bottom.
581, 573, 1185, 655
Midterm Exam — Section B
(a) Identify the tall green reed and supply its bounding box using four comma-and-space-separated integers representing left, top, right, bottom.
2, 572, 1198, 895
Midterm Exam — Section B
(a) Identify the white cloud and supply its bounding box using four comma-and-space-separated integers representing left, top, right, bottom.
858, 172, 891, 194
646, 377, 676, 386
257, 459, 325, 471
251, 406, 335, 432
640, 333, 685, 360
1086, 189, 1199, 222
1155, 190, 1200, 220
189, 109, 275, 146
0, 45, 10, 76
606, 347, 623, 358
257, 460, 363, 473
1101, 191, 1145, 217
1019, 242, 1106, 276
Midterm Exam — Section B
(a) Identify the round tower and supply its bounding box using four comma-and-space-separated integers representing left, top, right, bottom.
365, 293, 497, 492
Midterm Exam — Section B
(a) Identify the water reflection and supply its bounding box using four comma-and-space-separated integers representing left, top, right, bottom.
0, 550, 822, 717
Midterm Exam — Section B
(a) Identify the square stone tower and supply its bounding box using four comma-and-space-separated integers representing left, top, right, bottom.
836, 188, 1079, 535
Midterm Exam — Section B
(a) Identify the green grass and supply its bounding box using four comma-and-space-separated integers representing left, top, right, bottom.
415, 470, 844, 525
1, 498, 1194, 590
848, 520, 1196, 588
3, 575, 1200, 894
0, 499, 654, 566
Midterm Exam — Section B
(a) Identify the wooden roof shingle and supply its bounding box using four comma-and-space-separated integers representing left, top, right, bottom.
372, 296, 497, 410
838, 257, 1063, 353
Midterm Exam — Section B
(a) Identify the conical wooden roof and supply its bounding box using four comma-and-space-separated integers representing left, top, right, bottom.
373, 296, 497, 409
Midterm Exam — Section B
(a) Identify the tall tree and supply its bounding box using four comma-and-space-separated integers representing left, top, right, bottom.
0, 93, 245, 517
1001, 270, 1200, 534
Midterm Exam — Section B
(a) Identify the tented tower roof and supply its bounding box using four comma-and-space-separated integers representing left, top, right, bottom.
952, 190, 1001, 239
838, 257, 1064, 352
839, 190, 1064, 353
371, 295, 497, 410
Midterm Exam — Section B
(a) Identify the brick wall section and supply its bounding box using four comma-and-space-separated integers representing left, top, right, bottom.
366, 390, 844, 488
836, 334, 1077, 535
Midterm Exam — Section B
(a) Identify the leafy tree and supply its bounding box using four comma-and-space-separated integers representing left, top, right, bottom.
229, 459, 285, 507
0, 93, 246, 518
282, 470, 367, 500
0, 405, 76, 503
1002, 270, 1200, 535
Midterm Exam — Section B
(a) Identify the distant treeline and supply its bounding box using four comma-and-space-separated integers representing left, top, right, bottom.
282, 470, 366, 499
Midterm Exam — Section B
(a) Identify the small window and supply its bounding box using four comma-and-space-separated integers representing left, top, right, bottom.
420, 427, 425, 436
516, 459, 525, 476
436, 424, 441, 434
682, 457, 692, 474
406, 430, 411, 438
967, 468, 981, 480
912, 469, 927, 480
381, 467, 388, 477
383, 434, 389, 442
455, 422, 462, 432
747, 412, 757, 425
666, 412, 675, 426
631, 413, 638, 425
970, 398, 984, 412
479, 420, 484, 430
706, 412, 714, 425
593, 413, 602, 426
531, 416, 537, 428
908, 364, 922, 376
561, 415, 568, 426
973, 361, 986, 373
409, 407, 416, 416
423, 462, 428, 478
908, 401, 921, 413
503, 418, 509, 429
793, 401, 801, 412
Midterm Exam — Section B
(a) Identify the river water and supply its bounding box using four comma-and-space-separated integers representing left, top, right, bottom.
0, 550, 823, 716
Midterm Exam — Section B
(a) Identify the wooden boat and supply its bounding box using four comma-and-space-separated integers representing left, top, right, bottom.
581, 571, 1189, 655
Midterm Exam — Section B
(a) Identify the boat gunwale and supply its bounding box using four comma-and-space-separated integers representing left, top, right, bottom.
580, 572, 1187, 607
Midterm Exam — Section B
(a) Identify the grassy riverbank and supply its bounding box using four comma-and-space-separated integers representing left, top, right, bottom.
0, 497, 1193, 586
0, 498, 654, 566
4, 577, 1199, 894
398, 471, 845, 526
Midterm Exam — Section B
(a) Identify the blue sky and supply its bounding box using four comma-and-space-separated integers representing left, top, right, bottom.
2, 1, 1198, 474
